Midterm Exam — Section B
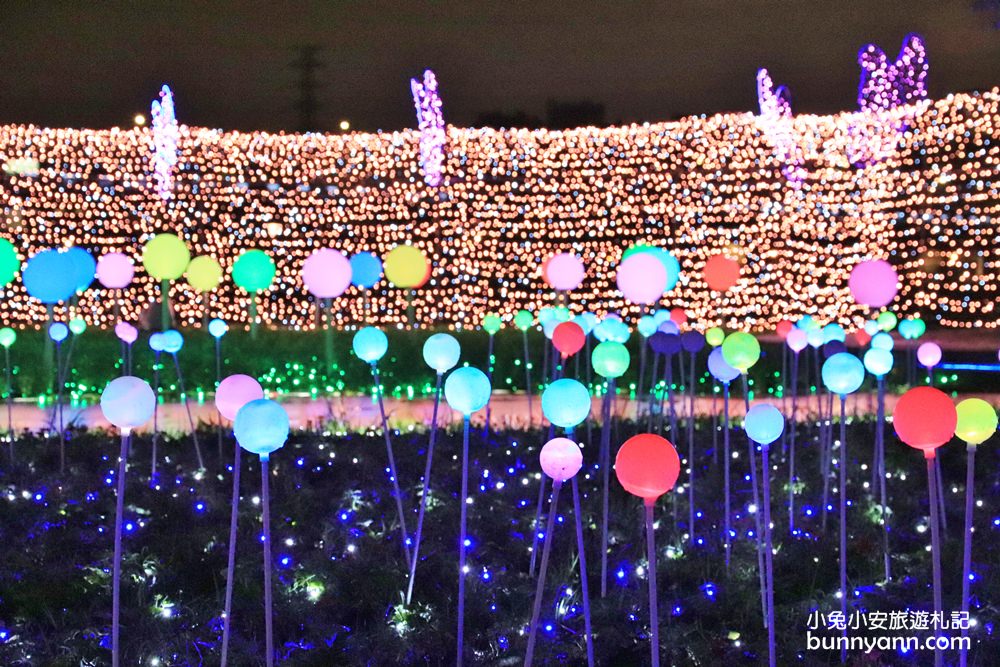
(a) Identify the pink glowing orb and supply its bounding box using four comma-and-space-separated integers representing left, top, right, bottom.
96, 252, 135, 289
114, 321, 138, 344
786, 328, 808, 353
216, 374, 265, 421
539, 437, 583, 482
302, 248, 352, 299
543, 253, 585, 292
848, 259, 899, 308
917, 342, 941, 368
616, 253, 667, 305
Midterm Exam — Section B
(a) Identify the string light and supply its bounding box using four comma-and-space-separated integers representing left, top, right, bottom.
0, 84, 996, 331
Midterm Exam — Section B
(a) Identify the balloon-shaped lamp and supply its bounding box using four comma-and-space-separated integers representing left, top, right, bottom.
445, 366, 492, 665
615, 433, 680, 667
526, 436, 593, 665
233, 399, 288, 667
100, 376, 156, 667
541, 378, 591, 430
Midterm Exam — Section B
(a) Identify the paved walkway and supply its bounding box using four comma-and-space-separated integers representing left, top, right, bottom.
7, 389, 999, 435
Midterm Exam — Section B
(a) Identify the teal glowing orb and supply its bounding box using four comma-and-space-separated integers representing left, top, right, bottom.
0, 327, 15, 348
444, 366, 491, 415
541, 378, 591, 429
149, 332, 166, 353
234, 398, 289, 460
352, 327, 388, 364
162, 329, 184, 354
822, 323, 845, 344
822, 352, 865, 396
870, 332, 894, 351
574, 312, 598, 336
422, 333, 461, 374
863, 348, 894, 377
637, 315, 657, 338
208, 318, 229, 339
594, 317, 630, 344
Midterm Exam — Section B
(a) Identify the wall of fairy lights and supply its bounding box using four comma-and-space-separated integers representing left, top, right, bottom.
0, 88, 997, 332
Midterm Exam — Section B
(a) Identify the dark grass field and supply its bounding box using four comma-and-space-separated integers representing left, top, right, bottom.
0, 411, 996, 665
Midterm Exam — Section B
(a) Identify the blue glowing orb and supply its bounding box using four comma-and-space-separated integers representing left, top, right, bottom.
349, 251, 382, 289
708, 348, 740, 384
100, 376, 156, 431
22, 250, 78, 304
48, 322, 69, 343
744, 403, 784, 445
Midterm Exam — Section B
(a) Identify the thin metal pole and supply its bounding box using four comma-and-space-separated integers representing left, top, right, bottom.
645, 501, 660, 667
687, 352, 696, 542
599, 377, 614, 597
261, 457, 274, 667
371, 364, 412, 569
457, 417, 471, 667
220, 439, 241, 667
172, 354, 204, 469
742, 374, 768, 630
524, 479, 561, 667
959, 444, 976, 667
571, 477, 594, 666
762, 442, 776, 667
838, 396, 848, 663
216, 336, 223, 462
406, 373, 443, 605
5, 346, 13, 460
788, 352, 799, 532
522, 331, 533, 427
877, 377, 890, 582
484, 334, 495, 437
723, 383, 731, 570
111, 431, 130, 667
927, 454, 943, 667
151, 352, 160, 480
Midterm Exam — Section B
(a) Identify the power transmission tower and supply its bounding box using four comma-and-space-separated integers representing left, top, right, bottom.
290, 45, 323, 132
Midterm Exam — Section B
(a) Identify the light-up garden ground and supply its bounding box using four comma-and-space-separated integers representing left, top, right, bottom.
1, 31, 999, 667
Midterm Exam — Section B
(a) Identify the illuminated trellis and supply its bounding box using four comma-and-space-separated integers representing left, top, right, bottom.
0, 89, 997, 332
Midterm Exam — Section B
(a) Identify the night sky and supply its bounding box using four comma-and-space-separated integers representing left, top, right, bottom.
0, 1, 998, 132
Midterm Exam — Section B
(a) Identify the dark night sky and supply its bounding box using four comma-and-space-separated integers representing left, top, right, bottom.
0, 1, 998, 132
